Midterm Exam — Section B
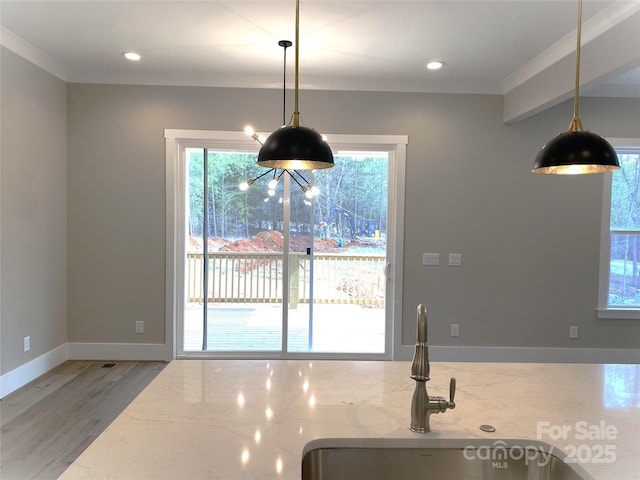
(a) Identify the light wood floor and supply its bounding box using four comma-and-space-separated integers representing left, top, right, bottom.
0, 360, 166, 480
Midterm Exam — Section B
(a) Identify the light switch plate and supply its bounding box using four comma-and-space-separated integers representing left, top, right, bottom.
422, 253, 440, 266
449, 253, 462, 266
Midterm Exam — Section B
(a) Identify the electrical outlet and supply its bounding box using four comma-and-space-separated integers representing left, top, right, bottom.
135, 321, 144, 334
569, 326, 578, 339
24, 336, 30, 352
451, 324, 460, 337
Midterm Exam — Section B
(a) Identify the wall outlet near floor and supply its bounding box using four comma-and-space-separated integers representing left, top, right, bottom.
135, 321, 144, 334
451, 324, 460, 337
569, 326, 578, 339
24, 336, 31, 352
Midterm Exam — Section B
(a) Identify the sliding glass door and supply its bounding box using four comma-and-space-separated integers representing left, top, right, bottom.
172, 132, 404, 359
183, 148, 284, 352
287, 153, 388, 353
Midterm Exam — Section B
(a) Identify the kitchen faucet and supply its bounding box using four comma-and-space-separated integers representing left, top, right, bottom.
410, 304, 456, 433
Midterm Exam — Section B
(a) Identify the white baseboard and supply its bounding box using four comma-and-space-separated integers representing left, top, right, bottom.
395, 345, 640, 363
67, 342, 172, 362
1, 342, 172, 398
0, 343, 68, 398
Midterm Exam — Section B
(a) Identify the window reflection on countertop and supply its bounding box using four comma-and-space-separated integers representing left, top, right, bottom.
604, 364, 640, 409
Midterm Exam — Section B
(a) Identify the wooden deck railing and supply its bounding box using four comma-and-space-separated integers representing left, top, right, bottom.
186, 252, 385, 306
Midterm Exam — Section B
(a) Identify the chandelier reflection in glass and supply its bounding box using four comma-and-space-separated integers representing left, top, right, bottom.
239, 127, 321, 200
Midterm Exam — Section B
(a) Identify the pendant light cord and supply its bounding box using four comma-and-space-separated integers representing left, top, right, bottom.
569, 0, 583, 132
282, 42, 289, 125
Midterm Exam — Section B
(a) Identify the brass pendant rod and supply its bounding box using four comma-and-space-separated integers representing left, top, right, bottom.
292, 0, 300, 127
569, 0, 584, 132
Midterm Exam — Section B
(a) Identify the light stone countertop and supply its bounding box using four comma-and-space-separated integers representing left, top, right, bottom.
59, 360, 640, 479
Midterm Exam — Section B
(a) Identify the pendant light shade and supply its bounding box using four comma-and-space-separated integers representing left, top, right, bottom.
257, 125, 334, 169
533, 130, 619, 174
532, 0, 619, 175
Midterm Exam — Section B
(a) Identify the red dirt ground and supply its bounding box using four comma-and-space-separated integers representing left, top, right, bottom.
188, 230, 359, 253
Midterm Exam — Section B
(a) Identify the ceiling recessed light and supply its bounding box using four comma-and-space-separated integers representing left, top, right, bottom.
426, 61, 445, 70
122, 52, 141, 61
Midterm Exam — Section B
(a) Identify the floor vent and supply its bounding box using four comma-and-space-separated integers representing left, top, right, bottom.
101, 363, 116, 368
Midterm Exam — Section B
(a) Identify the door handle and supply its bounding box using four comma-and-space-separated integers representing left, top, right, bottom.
384, 263, 392, 280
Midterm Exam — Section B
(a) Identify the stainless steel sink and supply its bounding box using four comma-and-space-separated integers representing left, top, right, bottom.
302, 438, 594, 480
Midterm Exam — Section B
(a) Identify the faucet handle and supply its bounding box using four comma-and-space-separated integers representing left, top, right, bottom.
449, 377, 456, 408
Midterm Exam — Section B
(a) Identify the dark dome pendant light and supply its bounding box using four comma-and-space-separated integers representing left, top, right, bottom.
532, 0, 619, 175
257, 0, 334, 171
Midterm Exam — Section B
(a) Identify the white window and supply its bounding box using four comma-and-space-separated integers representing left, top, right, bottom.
598, 139, 640, 319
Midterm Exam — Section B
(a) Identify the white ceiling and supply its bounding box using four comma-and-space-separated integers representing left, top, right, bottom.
1, 0, 639, 122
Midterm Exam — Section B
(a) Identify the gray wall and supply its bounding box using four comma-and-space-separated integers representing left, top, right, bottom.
2, 48, 639, 378
1, 48, 67, 374
66, 82, 640, 350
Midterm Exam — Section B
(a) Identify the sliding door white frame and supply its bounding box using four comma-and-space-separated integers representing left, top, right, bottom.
165, 129, 407, 360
